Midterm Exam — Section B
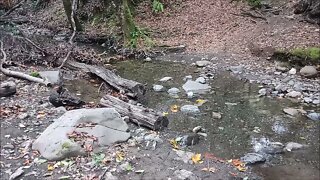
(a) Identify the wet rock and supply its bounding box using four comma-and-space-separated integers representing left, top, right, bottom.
303, 97, 313, 103
212, 112, 222, 119
104, 172, 118, 180
0, 81, 16, 97
300, 66, 318, 77
241, 153, 266, 164
18, 113, 29, 120
229, 65, 244, 74
173, 169, 196, 180
284, 142, 307, 152
32, 108, 131, 160
183, 75, 192, 81
283, 108, 299, 116
195, 77, 206, 84
286, 91, 302, 98
253, 138, 285, 154
307, 112, 320, 121
182, 134, 200, 146
3, 144, 15, 150
49, 86, 85, 107
159, 77, 172, 82
153, 85, 164, 92
174, 150, 194, 164
258, 88, 267, 96
168, 87, 180, 95
288, 68, 297, 75
182, 80, 211, 94
9, 167, 24, 180
39, 71, 61, 85
196, 60, 211, 67
181, 105, 200, 114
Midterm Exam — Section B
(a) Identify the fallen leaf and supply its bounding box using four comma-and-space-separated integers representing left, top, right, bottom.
170, 105, 180, 112
195, 99, 207, 106
162, 112, 169, 116
230, 159, 247, 172
201, 167, 216, 173
229, 171, 238, 177
169, 139, 179, 149
116, 151, 125, 162
126, 163, 132, 171
47, 164, 54, 171
191, 153, 203, 164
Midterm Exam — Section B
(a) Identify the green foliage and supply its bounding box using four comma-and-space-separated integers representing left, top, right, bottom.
152, 0, 164, 13
245, 0, 261, 8
92, 153, 105, 166
291, 47, 320, 60
30, 71, 40, 77
129, 27, 153, 48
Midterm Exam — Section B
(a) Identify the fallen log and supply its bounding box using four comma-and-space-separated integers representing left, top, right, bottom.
100, 95, 169, 130
64, 61, 145, 100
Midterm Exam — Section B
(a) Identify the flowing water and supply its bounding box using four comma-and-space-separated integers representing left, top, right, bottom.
114, 60, 320, 180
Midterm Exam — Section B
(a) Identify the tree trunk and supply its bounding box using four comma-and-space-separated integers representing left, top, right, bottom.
100, 95, 169, 130
62, 0, 83, 31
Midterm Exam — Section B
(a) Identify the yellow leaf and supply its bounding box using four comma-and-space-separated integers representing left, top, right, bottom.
116, 151, 125, 162
237, 165, 247, 172
163, 112, 169, 116
47, 164, 54, 171
191, 153, 203, 164
170, 105, 180, 113
169, 139, 179, 149
195, 99, 207, 106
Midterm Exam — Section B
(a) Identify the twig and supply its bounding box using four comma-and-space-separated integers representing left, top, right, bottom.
21, 37, 49, 56
59, 51, 72, 69
98, 82, 105, 94
0, 41, 50, 86
69, 0, 77, 44
1, 0, 26, 17
99, 167, 109, 180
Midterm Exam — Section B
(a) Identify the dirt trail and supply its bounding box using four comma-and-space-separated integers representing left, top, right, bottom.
136, 0, 320, 58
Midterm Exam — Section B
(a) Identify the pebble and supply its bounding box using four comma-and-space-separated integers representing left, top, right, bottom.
104, 172, 118, 180
168, 88, 180, 94
153, 85, 164, 92
212, 112, 222, 119
195, 77, 206, 84
258, 88, 267, 96
307, 112, 320, 121
312, 99, 320, 105
288, 68, 297, 75
3, 144, 15, 150
183, 75, 192, 81
284, 142, 306, 152
286, 91, 302, 98
159, 77, 172, 82
303, 97, 313, 103
144, 57, 152, 62
283, 108, 299, 116
173, 169, 196, 180
9, 167, 24, 180
181, 105, 200, 114
196, 60, 211, 67
187, 91, 194, 98
18, 113, 29, 120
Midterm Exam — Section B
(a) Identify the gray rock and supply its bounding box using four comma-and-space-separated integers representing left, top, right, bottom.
258, 88, 267, 96
313, 99, 320, 105
32, 108, 131, 160
3, 144, 15, 150
104, 172, 118, 180
293, 83, 304, 92
144, 57, 152, 62
303, 97, 313, 103
307, 112, 320, 121
168, 88, 180, 94
195, 77, 206, 84
181, 105, 200, 114
241, 153, 266, 164
288, 68, 297, 75
284, 142, 307, 152
286, 91, 302, 98
283, 108, 299, 116
275, 61, 288, 72
182, 134, 200, 146
39, 71, 61, 85
229, 65, 244, 74
173, 169, 196, 180
187, 91, 194, 98
196, 60, 211, 67
275, 84, 287, 92
212, 112, 222, 119
55, 106, 67, 113
18, 113, 29, 120
9, 167, 24, 180
182, 80, 211, 94
300, 66, 318, 77
159, 77, 172, 82
174, 150, 194, 164
0, 81, 16, 97
153, 85, 164, 92
183, 75, 192, 81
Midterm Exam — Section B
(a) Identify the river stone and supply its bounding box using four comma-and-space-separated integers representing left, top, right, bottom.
286, 91, 302, 98
181, 105, 200, 114
307, 112, 320, 121
153, 85, 164, 92
182, 80, 211, 94
258, 88, 267, 96
159, 77, 172, 82
212, 112, 222, 119
229, 65, 244, 74
39, 70, 61, 85
196, 60, 210, 67
284, 142, 306, 152
300, 66, 318, 77
32, 108, 130, 160
313, 99, 320, 105
241, 153, 266, 164
288, 68, 297, 75
275, 61, 288, 72
195, 77, 206, 84
0, 81, 16, 97
283, 108, 299, 116
303, 97, 313, 103
174, 150, 194, 164
168, 87, 180, 94
173, 169, 196, 180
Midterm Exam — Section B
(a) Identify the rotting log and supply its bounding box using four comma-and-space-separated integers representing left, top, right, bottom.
64, 61, 145, 100
100, 95, 169, 131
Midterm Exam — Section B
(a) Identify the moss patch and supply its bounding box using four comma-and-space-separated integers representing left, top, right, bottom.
291, 47, 320, 61
272, 47, 320, 66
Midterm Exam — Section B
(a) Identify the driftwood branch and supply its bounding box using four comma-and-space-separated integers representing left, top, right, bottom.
0, 41, 50, 86
100, 95, 169, 130
1, 0, 26, 17
59, 51, 72, 68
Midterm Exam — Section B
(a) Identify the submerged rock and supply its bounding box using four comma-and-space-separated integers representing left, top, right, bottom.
258, 88, 267, 96
182, 80, 211, 94
241, 153, 266, 164
253, 138, 285, 154
289, 68, 297, 75
32, 108, 131, 160
181, 105, 200, 114
212, 112, 222, 119
307, 112, 320, 121
174, 150, 195, 164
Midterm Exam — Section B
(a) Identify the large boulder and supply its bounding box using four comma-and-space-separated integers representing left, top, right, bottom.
32, 108, 130, 160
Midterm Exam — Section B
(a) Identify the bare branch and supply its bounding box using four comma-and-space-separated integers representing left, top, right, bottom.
58, 51, 72, 68
69, 0, 77, 44
0, 41, 50, 86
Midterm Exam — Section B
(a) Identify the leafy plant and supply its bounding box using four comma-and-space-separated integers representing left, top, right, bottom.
129, 27, 153, 48
30, 71, 40, 77
92, 153, 105, 166
246, 0, 261, 8
152, 0, 164, 13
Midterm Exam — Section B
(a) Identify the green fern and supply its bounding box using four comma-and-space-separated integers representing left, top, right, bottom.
152, 0, 164, 13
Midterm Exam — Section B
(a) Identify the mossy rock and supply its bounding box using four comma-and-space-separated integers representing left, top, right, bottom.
272, 47, 320, 66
